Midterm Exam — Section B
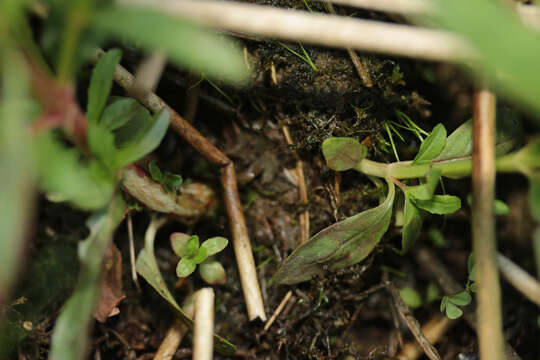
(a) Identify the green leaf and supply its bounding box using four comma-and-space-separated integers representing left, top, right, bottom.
468, 254, 475, 281
466, 194, 509, 216
176, 257, 197, 277
200, 236, 228, 256
274, 178, 395, 284
36, 133, 114, 210
170, 232, 190, 257
322, 137, 367, 171
199, 260, 227, 285
148, 160, 163, 182
447, 290, 472, 306
440, 296, 448, 312
413, 195, 461, 215
405, 169, 441, 200
412, 123, 446, 165
92, 7, 248, 84
186, 235, 200, 257
427, 227, 445, 247
113, 109, 170, 168
87, 49, 122, 124
399, 287, 422, 309
401, 195, 423, 253
445, 302, 463, 320
420, 0, 540, 122
191, 246, 208, 264
435, 111, 522, 162
50, 196, 126, 360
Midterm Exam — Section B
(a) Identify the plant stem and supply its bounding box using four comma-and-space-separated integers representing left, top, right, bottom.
471, 88, 504, 360
193, 288, 215, 360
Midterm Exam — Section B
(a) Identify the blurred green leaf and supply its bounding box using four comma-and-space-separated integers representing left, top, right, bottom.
50, 195, 126, 360
466, 193, 509, 216
112, 109, 170, 168
412, 123, 446, 165
163, 172, 183, 190
176, 257, 196, 277
401, 196, 423, 253
274, 179, 395, 284
87, 49, 122, 124
199, 260, 227, 285
101, 97, 153, 147
420, 0, 540, 121
36, 133, 114, 210
201, 236, 228, 256
399, 287, 422, 309
170, 232, 190, 258
0, 49, 35, 301
322, 137, 367, 171
413, 195, 461, 215
427, 227, 445, 247
426, 283, 441, 303
92, 7, 248, 84
88, 120, 117, 170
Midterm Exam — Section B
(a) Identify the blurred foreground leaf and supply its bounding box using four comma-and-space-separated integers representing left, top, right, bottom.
49, 195, 126, 360
92, 7, 248, 84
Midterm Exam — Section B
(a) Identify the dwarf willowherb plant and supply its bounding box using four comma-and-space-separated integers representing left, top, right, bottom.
274, 111, 540, 285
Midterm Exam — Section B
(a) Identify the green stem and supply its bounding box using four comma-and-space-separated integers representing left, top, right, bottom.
354, 153, 522, 180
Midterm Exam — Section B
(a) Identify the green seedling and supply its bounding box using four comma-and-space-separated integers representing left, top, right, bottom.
440, 254, 476, 319
278, 42, 318, 71
148, 160, 183, 192
274, 111, 537, 284
171, 233, 228, 285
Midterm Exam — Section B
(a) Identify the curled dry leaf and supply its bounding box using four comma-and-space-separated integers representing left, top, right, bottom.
93, 242, 125, 323
122, 165, 217, 221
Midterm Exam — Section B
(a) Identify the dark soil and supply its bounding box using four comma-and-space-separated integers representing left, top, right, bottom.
3, 1, 540, 359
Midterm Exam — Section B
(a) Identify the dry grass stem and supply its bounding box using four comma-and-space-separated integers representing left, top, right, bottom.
263, 290, 293, 332
153, 319, 190, 360
386, 283, 440, 360
193, 288, 215, 360
97, 51, 266, 321
472, 88, 504, 360
282, 125, 310, 244
398, 315, 453, 360
130, 51, 167, 99
118, 0, 472, 62
126, 213, 140, 291
497, 254, 540, 307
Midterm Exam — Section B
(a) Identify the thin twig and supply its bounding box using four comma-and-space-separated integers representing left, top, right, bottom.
117, 0, 472, 62
281, 125, 310, 244
497, 253, 540, 307
126, 213, 140, 291
397, 315, 454, 360
263, 290, 293, 332
472, 88, 504, 360
96, 51, 266, 321
193, 288, 215, 360
324, 1, 373, 88
386, 282, 440, 360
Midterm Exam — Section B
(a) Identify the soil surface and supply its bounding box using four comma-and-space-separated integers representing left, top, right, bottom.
3, 1, 540, 359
